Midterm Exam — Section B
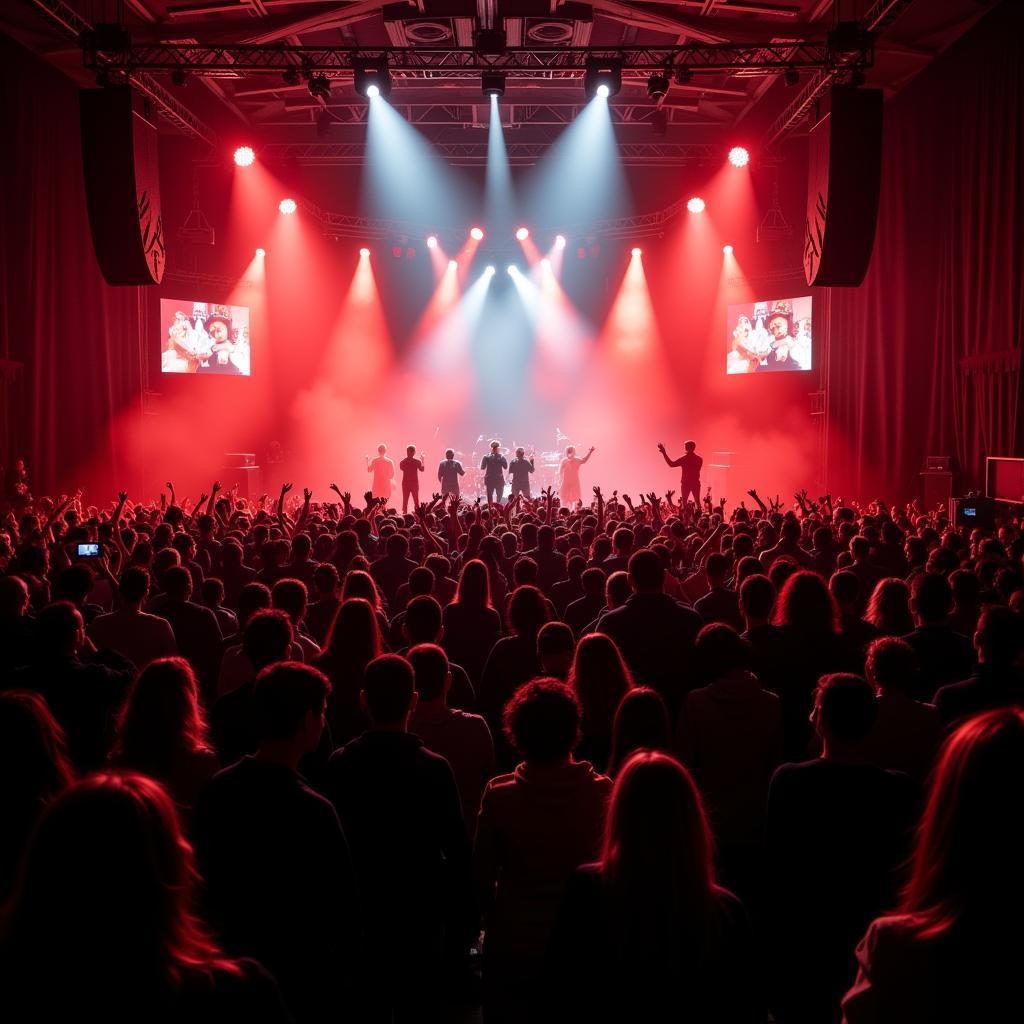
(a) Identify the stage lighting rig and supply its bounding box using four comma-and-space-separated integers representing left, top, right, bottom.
784, 67, 800, 86
354, 59, 392, 100
282, 67, 301, 87
647, 74, 669, 100
584, 58, 621, 100
474, 28, 507, 56
307, 74, 331, 102
171, 69, 188, 87
482, 72, 506, 97
675, 67, 693, 86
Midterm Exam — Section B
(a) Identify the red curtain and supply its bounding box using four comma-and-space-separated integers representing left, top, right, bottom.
0, 33, 142, 498
826, 1, 1024, 499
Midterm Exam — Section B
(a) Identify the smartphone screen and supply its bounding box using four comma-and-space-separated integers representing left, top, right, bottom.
76, 543, 101, 557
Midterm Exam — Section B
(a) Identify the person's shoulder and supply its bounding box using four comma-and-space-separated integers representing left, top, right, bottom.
770, 758, 819, 787
180, 957, 291, 1019
481, 770, 518, 800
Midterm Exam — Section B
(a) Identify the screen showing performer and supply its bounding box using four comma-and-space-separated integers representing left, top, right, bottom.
726, 296, 812, 375
159, 298, 251, 376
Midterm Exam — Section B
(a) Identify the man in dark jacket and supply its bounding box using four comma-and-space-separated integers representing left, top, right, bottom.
325, 654, 475, 1022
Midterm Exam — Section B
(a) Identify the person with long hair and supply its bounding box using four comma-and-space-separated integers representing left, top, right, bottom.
0, 773, 289, 1021
545, 751, 762, 1022
340, 568, 391, 639
568, 633, 634, 773
442, 558, 502, 686
607, 687, 672, 776
313, 596, 382, 745
843, 708, 1024, 1022
110, 657, 218, 813
771, 570, 848, 760
0, 691, 74, 899
865, 578, 915, 638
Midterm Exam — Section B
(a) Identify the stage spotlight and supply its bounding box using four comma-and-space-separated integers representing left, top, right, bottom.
307, 74, 330, 102
481, 72, 506, 97
282, 67, 300, 87
554, 234, 566, 250
631, 247, 642, 257
233, 146, 255, 167
485, 265, 496, 275
279, 198, 297, 215
355, 59, 392, 100
171, 69, 188, 87
784, 68, 800, 87
675, 66, 693, 86
392, 246, 403, 258
723, 244, 734, 255
426, 235, 438, 249
728, 146, 750, 168
647, 74, 669, 100
255, 247, 265, 258
449, 259, 458, 270
507, 265, 516, 276
515, 227, 529, 241
584, 58, 622, 100
470, 227, 485, 241
686, 197, 705, 214
359, 247, 370, 257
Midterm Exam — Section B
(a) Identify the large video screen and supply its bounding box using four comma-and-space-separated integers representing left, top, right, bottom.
726, 295, 812, 374
160, 298, 251, 376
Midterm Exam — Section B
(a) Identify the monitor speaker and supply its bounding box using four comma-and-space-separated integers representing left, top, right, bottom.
80, 85, 165, 285
804, 85, 883, 287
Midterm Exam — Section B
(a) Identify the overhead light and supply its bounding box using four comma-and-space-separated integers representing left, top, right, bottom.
584, 58, 621, 100
255, 247, 266, 258
728, 146, 750, 168
470, 227, 485, 241
647, 74, 669, 100
233, 146, 255, 167
784, 68, 800, 87
481, 72, 506, 97
354, 59, 391, 100
279, 198, 297, 215
426, 235, 438, 249
686, 197, 705, 214
485, 265, 495, 275
515, 227, 529, 241
283, 67, 300, 87
723, 245, 734, 255
474, 28, 506, 56
507, 265, 517, 275
307, 74, 330, 102
631, 247, 642, 257
554, 234, 566, 250
675, 67, 692, 86
359, 247, 370, 257
171, 69, 188, 88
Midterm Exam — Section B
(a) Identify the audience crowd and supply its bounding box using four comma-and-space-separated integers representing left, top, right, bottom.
1, 480, 1023, 1022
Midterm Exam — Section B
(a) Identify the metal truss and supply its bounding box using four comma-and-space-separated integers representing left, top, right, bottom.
28, 0, 219, 146
81, 41, 870, 79
252, 139, 720, 167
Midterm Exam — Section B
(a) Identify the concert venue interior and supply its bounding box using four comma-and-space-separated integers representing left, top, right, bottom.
1, 1, 1022, 1023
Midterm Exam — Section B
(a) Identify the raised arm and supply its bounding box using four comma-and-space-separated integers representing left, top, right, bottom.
658, 442, 683, 468
580, 446, 595, 465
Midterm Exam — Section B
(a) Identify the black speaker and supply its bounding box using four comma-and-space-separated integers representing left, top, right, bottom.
803, 86, 883, 287
952, 496, 997, 531
80, 86, 165, 285
920, 471, 953, 516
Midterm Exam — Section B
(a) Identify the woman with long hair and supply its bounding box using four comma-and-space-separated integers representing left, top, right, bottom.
546, 751, 762, 1022
0, 691, 74, 899
843, 708, 1024, 1023
441, 558, 502, 686
340, 568, 390, 638
607, 687, 672, 776
568, 633, 633, 773
110, 658, 218, 813
772, 570, 847, 760
865, 578, 915, 637
313, 596, 382, 745
0, 773, 289, 1021
478, 534, 510, 609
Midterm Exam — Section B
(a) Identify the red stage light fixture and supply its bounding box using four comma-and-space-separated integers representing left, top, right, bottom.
255, 247, 266, 258
686, 197, 705, 214
279, 198, 297, 215
233, 146, 255, 167
577, 247, 587, 260
728, 146, 750, 168
723, 244, 734, 255
426, 235, 438, 249
515, 227, 529, 241
392, 246, 403, 258
554, 234, 566, 250
359, 247, 370, 257
470, 227, 485, 241
631, 246, 642, 257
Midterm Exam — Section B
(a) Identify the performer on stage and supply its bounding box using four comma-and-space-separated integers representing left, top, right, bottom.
399, 444, 426, 514
658, 439, 702, 506
366, 444, 395, 504
438, 449, 465, 498
509, 447, 535, 500
558, 445, 594, 508
480, 441, 508, 504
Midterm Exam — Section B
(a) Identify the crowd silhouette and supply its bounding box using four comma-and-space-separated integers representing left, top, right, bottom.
1, 478, 1023, 1022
